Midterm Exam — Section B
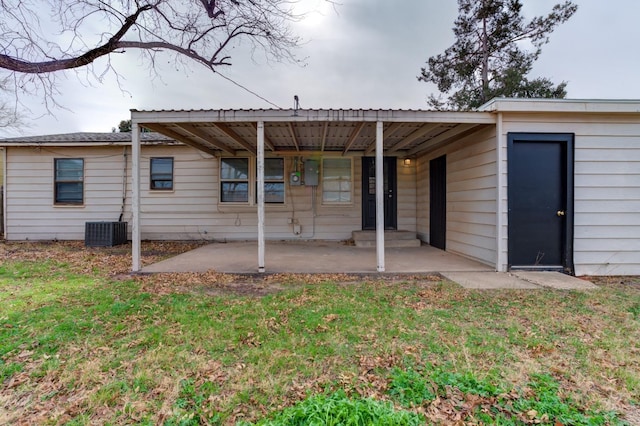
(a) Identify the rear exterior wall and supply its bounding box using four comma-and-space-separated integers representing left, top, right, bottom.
4, 145, 417, 241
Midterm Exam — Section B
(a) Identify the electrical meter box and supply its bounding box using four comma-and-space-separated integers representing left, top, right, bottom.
290, 171, 301, 186
304, 160, 319, 186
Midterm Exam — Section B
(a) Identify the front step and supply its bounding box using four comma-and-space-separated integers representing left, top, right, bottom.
352, 230, 422, 248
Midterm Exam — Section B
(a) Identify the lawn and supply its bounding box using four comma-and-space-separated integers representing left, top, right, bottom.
0, 242, 639, 425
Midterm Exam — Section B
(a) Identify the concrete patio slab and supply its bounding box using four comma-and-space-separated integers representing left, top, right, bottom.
441, 272, 542, 289
512, 271, 598, 290
141, 241, 494, 274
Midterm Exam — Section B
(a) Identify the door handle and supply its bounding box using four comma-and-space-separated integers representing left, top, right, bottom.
556, 210, 566, 217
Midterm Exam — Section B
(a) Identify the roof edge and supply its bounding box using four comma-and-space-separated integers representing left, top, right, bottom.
479, 98, 640, 113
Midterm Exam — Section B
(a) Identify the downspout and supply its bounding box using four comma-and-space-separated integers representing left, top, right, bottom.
119, 146, 128, 222
2, 147, 6, 239
496, 112, 507, 272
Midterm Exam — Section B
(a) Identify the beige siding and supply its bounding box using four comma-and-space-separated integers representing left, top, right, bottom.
6, 146, 130, 240
5, 147, 417, 242
501, 113, 640, 275
416, 127, 498, 267
416, 156, 429, 241
396, 158, 417, 231
0, 148, 4, 186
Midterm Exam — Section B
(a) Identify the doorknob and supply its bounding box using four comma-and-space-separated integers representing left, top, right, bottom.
556, 210, 566, 217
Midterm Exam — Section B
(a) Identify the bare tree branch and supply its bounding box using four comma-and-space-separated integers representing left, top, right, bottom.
0, 0, 312, 109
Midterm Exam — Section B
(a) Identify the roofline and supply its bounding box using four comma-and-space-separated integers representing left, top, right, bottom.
479, 98, 640, 114
0, 141, 180, 147
130, 108, 497, 124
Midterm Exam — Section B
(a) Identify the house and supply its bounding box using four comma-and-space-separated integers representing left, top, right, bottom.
0, 98, 638, 276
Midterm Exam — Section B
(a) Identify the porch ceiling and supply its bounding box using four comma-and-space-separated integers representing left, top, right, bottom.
133, 109, 495, 157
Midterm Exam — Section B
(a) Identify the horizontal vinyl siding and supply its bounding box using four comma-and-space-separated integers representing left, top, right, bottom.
6, 149, 420, 242
415, 156, 429, 242
417, 126, 498, 267
396, 158, 417, 232
501, 113, 640, 275
6, 146, 129, 240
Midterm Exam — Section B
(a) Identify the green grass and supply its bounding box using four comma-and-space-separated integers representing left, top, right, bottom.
240, 390, 424, 426
0, 254, 638, 425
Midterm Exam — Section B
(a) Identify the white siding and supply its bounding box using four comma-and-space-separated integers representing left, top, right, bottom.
5, 147, 417, 242
500, 113, 640, 276
416, 127, 498, 267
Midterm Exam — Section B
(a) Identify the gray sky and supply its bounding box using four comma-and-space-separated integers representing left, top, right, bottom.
4, 0, 640, 137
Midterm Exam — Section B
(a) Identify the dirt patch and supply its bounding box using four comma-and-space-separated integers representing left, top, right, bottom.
0, 240, 205, 275
584, 275, 640, 290
134, 271, 443, 297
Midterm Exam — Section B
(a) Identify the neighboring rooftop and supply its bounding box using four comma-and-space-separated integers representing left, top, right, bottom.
0, 132, 176, 146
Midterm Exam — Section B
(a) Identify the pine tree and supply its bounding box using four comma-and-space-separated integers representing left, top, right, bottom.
419, 0, 578, 110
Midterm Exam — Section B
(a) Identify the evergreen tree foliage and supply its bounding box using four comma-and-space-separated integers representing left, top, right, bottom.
419, 0, 578, 110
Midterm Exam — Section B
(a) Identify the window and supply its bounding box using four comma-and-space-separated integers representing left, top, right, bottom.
150, 157, 174, 190
262, 158, 285, 204
54, 158, 84, 205
221, 158, 249, 202
322, 158, 352, 203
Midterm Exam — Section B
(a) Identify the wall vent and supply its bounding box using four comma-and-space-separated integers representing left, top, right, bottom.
85, 222, 128, 247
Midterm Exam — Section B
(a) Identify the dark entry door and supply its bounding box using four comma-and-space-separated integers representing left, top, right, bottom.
508, 133, 574, 272
362, 157, 397, 230
429, 155, 447, 250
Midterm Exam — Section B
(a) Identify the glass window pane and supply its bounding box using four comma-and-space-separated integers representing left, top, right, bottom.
323, 180, 340, 191
264, 182, 284, 203
151, 158, 173, 174
323, 191, 340, 203
221, 158, 249, 180
340, 181, 351, 191
221, 182, 248, 202
264, 158, 284, 180
56, 182, 83, 203
55, 159, 83, 181
152, 180, 173, 189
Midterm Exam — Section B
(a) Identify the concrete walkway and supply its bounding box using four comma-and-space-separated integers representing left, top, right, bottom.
441, 271, 597, 290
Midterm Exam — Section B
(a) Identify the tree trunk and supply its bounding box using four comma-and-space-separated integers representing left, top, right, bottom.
480, 4, 489, 105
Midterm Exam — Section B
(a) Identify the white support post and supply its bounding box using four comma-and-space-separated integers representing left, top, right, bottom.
375, 121, 385, 272
496, 112, 507, 272
257, 121, 266, 273
131, 122, 141, 272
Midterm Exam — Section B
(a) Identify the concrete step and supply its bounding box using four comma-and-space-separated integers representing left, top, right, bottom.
352, 230, 422, 248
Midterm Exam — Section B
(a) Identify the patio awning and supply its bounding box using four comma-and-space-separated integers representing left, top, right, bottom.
131, 109, 495, 157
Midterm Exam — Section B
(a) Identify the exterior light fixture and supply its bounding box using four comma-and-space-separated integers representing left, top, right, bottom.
403, 158, 411, 167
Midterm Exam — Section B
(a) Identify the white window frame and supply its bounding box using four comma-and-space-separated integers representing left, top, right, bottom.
150, 157, 174, 191
54, 158, 84, 206
321, 157, 353, 205
220, 157, 250, 203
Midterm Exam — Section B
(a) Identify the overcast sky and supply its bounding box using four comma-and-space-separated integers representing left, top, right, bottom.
3, 0, 640, 137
